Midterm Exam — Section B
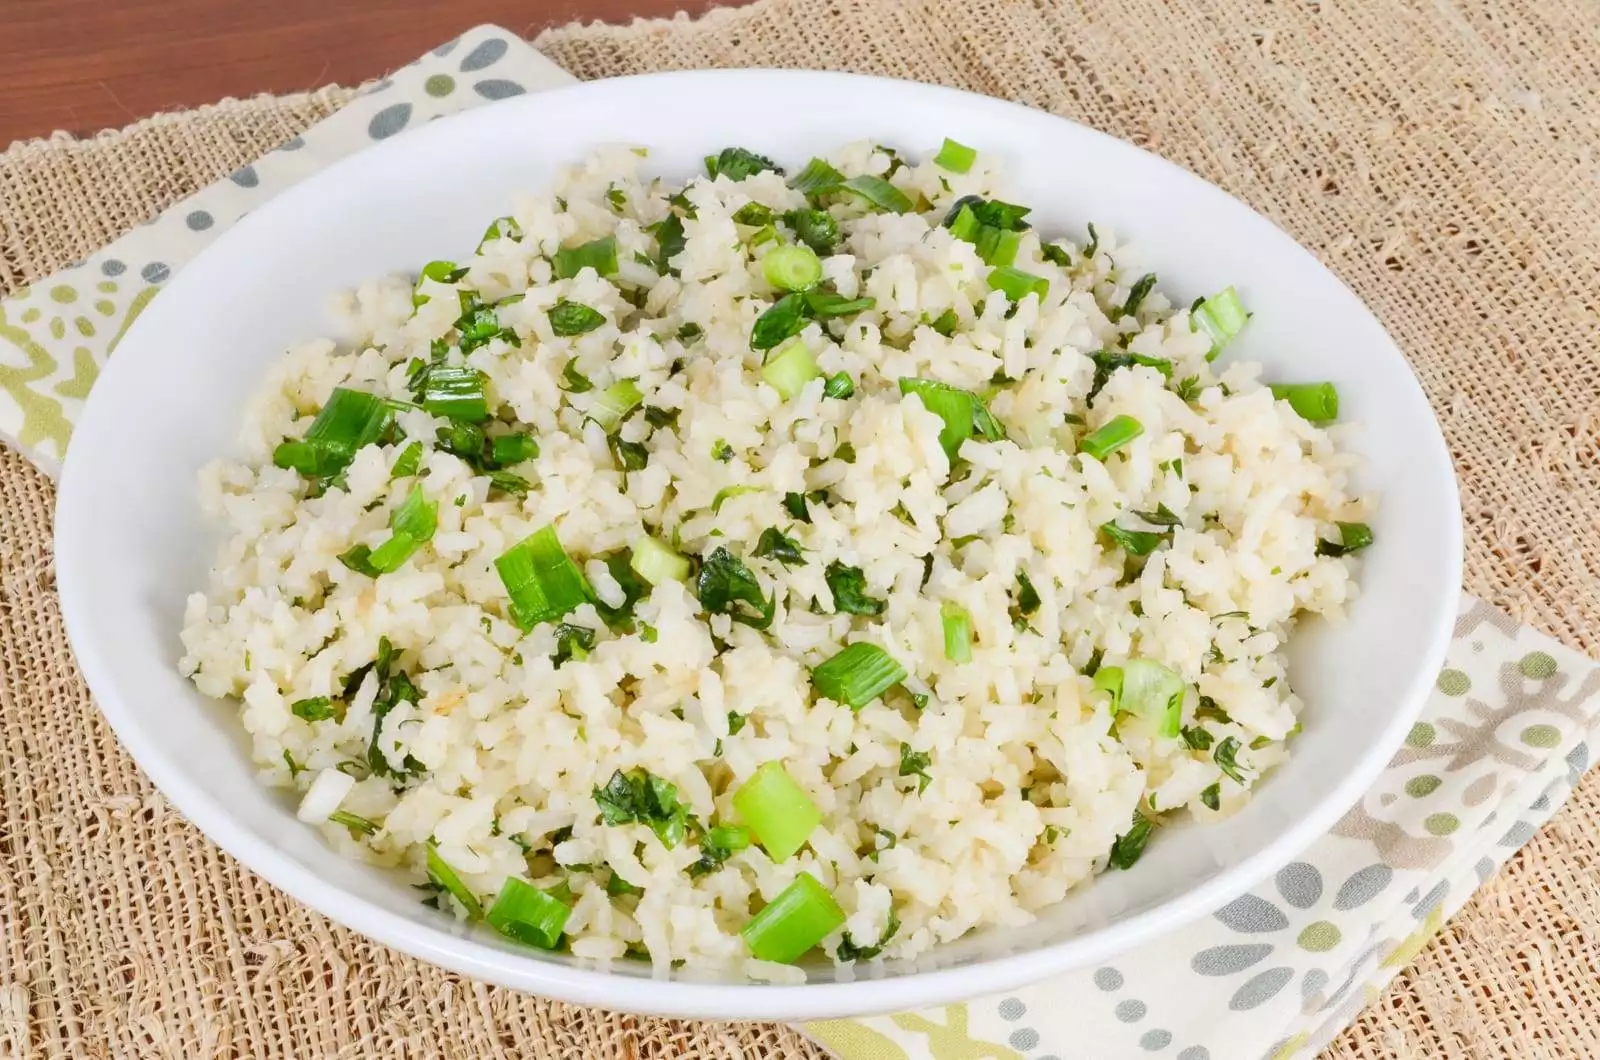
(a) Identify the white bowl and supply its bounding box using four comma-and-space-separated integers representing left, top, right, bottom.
55, 70, 1461, 1020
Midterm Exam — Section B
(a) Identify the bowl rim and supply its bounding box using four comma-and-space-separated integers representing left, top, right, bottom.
55, 67, 1463, 1020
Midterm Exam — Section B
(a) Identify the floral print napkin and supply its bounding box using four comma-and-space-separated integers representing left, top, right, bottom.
2, 25, 1595, 1060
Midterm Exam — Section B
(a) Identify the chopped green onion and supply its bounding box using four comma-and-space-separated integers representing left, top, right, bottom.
753, 527, 805, 566
588, 379, 643, 432
811, 642, 907, 710
761, 339, 821, 400
1316, 521, 1374, 558
784, 208, 840, 254
273, 388, 393, 479
803, 290, 876, 318
897, 378, 1003, 458
763, 245, 823, 292
1107, 812, 1153, 870
975, 227, 1024, 267
712, 485, 760, 513
1095, 659, 1185, 738
390, 441, 423, 479
740, 871, 845, 964
1079, 415, 1144, 460
418, 364, 489, 423
490, 433, 538, 466
291, 696, 337, 722
630, 536, 691, 585
945, 200, 982, 242
413, 260, 467, 307
987, 266, 1049, 303
1192, 286, 1249, 358
933, 137, 977, 173
1099, 521, 1167, 556
425, 840, 483, 919
495, 525, 592, 631
1270, 382, 1340, 423
788, 157, 845, 196
941, 602, 973, 663
328, 810, 377, 837
549, 300, 606, 337
750, 292, 808, 352
365, 483, 439, 573
733, 202, 777, 226
486, 876, 572, 949
838, 175, 913, 214
732, 761, 822, 862
706, 147, 782, 180
552, 236, 619, 280
823, 372, 855, 399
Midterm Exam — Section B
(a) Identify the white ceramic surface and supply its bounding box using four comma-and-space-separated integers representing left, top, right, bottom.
55, 70, 1462, 1020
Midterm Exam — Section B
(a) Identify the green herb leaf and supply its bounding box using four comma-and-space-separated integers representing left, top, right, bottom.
783, 208, 840, 254
552, 236, 619, 280
1200, 783, 1222, 811
593, 768, 692, 848
696, 547, 775, 629
1214, 736, 1246, 783
803, 289, 876, 318
825, 562, 886, 616
425, 840, 483, 919
898, 744, 933, 794
291, 696, 337, 722
1087, 350, 1173, 401
836, 911, 901, 962
706, 147, 783, 181
560, 359, 594, 394
751, 293, 808, 351
1107, 811, 1153, 870
754, 527, 806, 566
1119, 272, 1157, 319
1316, 521, 1374, 558
549, 300, 606, 337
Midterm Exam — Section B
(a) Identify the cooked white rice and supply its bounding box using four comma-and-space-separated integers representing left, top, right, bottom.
179, 140, 1371, 980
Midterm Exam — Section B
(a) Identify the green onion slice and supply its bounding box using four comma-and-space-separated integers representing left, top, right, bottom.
1269, 382, 1340, 423
761, 339, 822, 399
588, 379, 643, 432
712, 485, 760, 514
552, 236, 619, 280
838, 175, 913, 214
941, 602, 973, 663
933, 137, 977, 173
390, 441, 424, 480
365, 483, 439, 573
788, 157, 845, 196
784, 208, 840, 254
418, 364, 489, 424
1095, 659, 1185, 738
273, 388, 393, 479
487, 876, 572, 949
733, 761, 823, 862
1079, 415, 1144, 460
811, 642, 907, 710
987, 266, 1049, 303
425, 840, 484, 920
630, 536, 691, 585
495, 525, 592, 631
1192, 286, 1249, 359
897, 378, 1004, 458
740, 871, 845, 964
763, 245, 823, 292
490, 432, 538, 467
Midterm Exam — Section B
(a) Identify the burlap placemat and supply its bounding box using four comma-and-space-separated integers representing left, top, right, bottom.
2, 0, 1596, 1056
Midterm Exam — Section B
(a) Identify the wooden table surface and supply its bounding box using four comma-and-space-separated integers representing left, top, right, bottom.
1, 0, 739, 149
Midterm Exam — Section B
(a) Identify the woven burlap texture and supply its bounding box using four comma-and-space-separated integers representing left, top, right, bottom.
2, 0, 1597, 1056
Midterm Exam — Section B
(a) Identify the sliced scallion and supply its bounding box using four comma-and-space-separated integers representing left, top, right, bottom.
495, 525, 592, 631
1316, 521, 1374, 558
490, 432, 538, 466
941, 602, 973, 663
788, 157, 845, 196
811, 642, 907, 710
838, 175, 913, 214
761, 339, 821, 400
630, 536, 691, 585
933, 137, 977, 174
390, 441, 423, 479
487, 876, 572, 949
552, 236, 619, 280
1079, 415, 1143, 461
1192, 286, 1249, 359
425, 840, 483, 920
823, 372, 855, 399
1269, 382, 1339, 423
418, 364, 489, 423
762, 245, 823, 292
1095, 659, 1185, 738
803, 290, 876, 318
588, 379, 643, 432
732, 761, 822, 862
740, 871, 845, 964
273, 388, 393, 479
987, 266, 1049, 303
365, 483, 439, 573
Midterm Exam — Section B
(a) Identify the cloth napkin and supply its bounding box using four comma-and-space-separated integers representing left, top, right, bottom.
2, 26, 1595, 1060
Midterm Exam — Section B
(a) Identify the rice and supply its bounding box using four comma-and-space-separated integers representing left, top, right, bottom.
179, 140, 1372, 977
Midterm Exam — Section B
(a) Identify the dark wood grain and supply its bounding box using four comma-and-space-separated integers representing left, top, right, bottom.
0, 0, 742, 148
